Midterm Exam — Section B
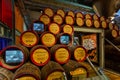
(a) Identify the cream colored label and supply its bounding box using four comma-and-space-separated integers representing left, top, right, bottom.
47, 71, 65, 80
63, 25, 72, 34
74, 48, 86, 61
57, 10, 65, 18
66, 16, 73, 25
33, 48, 49, 64
70, 68, 87, 76
40, 15, 50, 25
94, 21, 100, 28
54, 15, 62, 24
77, 18, 84, 26
86, 20, 92, 27
16, 76, 36, 80
102, 21, 107, 28
42, 33, 55, 47
112, 30, 118, 38
49, 23, 60, 34
55, 48, 69, 63
45, 8, 53, 17
22, 32, 37, 46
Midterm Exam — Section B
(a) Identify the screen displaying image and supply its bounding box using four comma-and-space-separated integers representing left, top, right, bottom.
60, 35, 70, 44
33, 23, 44, 32
5, 50, 24, 64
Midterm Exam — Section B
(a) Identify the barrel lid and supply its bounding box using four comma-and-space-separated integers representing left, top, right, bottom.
65, 15, 74, 25
44, 7, 54, 18
53, 14, 63, 25
62, 24, 74, 35
39, 14, 51, 25
20, 31, 39, 47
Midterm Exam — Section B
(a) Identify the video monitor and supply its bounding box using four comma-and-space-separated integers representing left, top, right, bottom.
5, 50, 24, 65
33, 22, 44, 32
60, 35, 70, 44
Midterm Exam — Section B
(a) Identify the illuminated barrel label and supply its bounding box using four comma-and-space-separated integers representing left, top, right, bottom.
40, 14, 51, 25
41, 32, 56, 47
21, 31, 38, 47
47, 71, 65, 80
49, 23, 60, 35
85, 19, 92, 27
53, 14, 63, 25
76, 17, 84, 27
67, 11, 75, 18
70, 68, 87, 79
55, 48, 70, 64
74, 47, 86, 62
44, 8, 54, 17
32, 48, 50, 66
65, 15, 74, 25
101, 21, 107, 29
94, 20, 100, 28
56, 9, 65, 18
76, 12, 84, 18
63, 24, 73, 35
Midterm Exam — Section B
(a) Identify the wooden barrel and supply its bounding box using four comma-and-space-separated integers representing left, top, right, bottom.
69, 45, 87, 62
40, 31, 56, 47
85, 19, 93, 27
20, 30, 39, 47
76, 12, 84, 18
85, 14, 92, 19
0, 45, 29, 70
93, 19, 100, 28
30, 45, 50, 66
63, 60, 88, 80
62, 24, 74, 35
100, 16, 106, 21
67, 10, 75, 18
53, 14, 63, 25
44, 7, 54, 18
65, 15, 74, 25
39, 14, 51, 25
48, 22, 61, 35
56, 9, 66, 19
109, 22, 114, 30
0, 67, 13, 80
50, 44, 71, 64
76, 17, 84, 27
92, 14, 99, 20
101, 20, 108, 29
57, 33, 73, 46
41, 61, 67, 80
13, 62, 41, 80
32, 20, 46, 34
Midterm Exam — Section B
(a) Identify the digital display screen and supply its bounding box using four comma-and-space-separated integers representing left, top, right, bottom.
33, 23, 44, 32
5, 50, 24, 64
60, 35, 70, 44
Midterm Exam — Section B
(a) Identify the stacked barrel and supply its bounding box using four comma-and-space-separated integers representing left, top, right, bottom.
0, 7, 113, 80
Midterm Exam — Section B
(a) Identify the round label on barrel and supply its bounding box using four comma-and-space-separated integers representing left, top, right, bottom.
74, 47, 86, 62
0, 74, 8, 80
32, 48, 49, 65
42, 33, 56, 47
44, 8, 54, 17
57, 9, 65, 18
49, 23, 60, 34
47, 71, 65, 80
65, 16, 74, 25
102, 21, 107, 28
70, 68, 87, 79
76, 12, 84, 18
63, 25, 73, 35
16, 76, 36, 80
86, 19, 92, 27
85, 14, 91, 19
40, 14, 50, 25
112, 29, 118, 38
53, 15, 63, 25
94, 20, 100, 28
55, 48, 69, 63
76, 17, 84, 27
22, 32, 38, 46
68, 11, 75, 18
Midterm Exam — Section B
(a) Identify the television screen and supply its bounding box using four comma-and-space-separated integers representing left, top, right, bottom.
5, 50, 24, 64
33, 22, 44, 32
60, 35, 70, 44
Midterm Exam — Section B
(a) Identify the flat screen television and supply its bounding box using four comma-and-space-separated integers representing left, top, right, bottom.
33, 22, 44, 32
60, 35, 70, 44
5, 50, 24, 65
